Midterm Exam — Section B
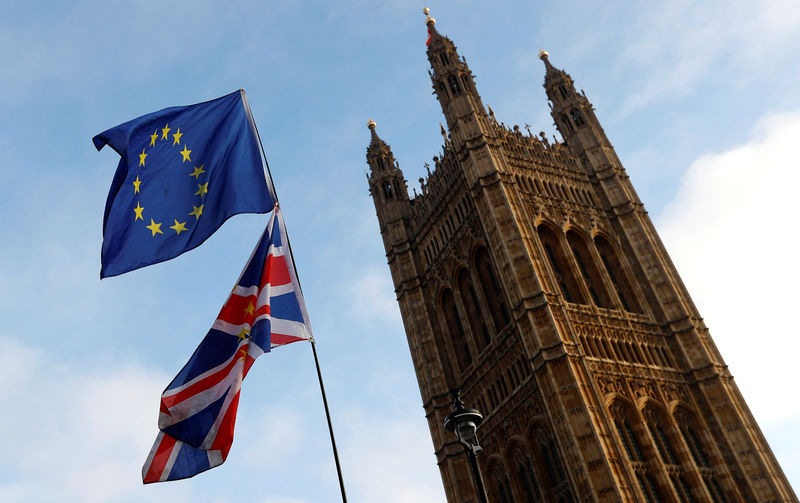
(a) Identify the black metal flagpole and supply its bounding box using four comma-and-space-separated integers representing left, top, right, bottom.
240, 89, 348, 502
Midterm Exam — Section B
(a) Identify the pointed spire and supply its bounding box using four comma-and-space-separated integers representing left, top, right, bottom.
424, 7, 440, 46
367, 118, 387, 152
539, 49, 561, 81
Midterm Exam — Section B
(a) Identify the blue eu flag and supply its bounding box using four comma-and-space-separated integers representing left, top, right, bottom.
93, 90, 275, 278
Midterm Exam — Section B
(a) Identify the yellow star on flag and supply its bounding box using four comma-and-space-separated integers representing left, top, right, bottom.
244, 302, 255, 316
133, 175, 142, 193
180, 145, 192, 162
238, 348, 248, 360
146, 218, 163, 236
189, 204, 204, 219
195, 182, 208, 197
170, 219, 188, 235
172, 128, 183, 145
138, 147, 147, 167
189, 164, 205, 179
150, 130, 158, 146
161, 123, 171, 140
237, 328, 250, 340
133, 202, 144, 221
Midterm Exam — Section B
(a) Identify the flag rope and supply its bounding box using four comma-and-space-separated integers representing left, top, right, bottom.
241, 90, 348, 503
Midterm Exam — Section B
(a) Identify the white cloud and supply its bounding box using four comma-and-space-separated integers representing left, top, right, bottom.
657, 110, 800, 481
0, 336, 189, 503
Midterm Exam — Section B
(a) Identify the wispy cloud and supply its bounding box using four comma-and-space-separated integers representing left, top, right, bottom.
615, 0, 800, 114
0, 336, 188, 503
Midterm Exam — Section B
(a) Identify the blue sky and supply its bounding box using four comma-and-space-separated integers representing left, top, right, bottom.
1, 1, 799, 501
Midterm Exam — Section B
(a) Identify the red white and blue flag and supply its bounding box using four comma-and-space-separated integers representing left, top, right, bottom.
142, 205, 312, 483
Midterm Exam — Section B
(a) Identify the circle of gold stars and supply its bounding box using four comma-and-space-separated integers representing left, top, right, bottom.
132, 123, 211, 238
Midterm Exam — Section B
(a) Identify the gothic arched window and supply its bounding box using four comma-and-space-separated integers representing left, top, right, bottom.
560, 114, 574, 133
537, 226, 586, 304
570, 109, 586, 127
643, 408, 679, 466
457, 269, 490, 348
440, 288, 472, 372
492, 464, 516, 503
448, 74, 462, 94
567, 230, 611, 308
512, 448, 542, 503
382, 181, 394, 200
531, 428, 574, 502
594, 236, 642, 313
474, 247, 510, 332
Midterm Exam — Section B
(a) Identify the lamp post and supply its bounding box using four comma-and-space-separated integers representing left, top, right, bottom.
444, 391, 489, 503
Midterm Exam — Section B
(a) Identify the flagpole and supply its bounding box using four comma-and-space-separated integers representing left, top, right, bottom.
241, 89, 349, 503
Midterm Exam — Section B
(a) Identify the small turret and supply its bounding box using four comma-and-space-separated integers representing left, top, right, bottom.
366, 120, 411, 233
540, 50, 613, 158
424, 9, 490, 145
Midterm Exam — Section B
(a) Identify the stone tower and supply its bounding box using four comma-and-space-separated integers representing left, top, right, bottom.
366, 12, 797, 503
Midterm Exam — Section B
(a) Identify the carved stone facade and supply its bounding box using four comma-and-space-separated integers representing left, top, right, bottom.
365, 14, 797, 503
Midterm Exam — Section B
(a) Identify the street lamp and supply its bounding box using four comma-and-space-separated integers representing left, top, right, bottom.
444, 391, 489, 503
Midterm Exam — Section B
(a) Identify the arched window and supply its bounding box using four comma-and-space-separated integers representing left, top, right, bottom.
457, 269, 490, 348
492, 464, 516, 503
474, 247, 511, 332
537, 226, 586, 304
440, 289, 472, 372
560, 114, 574, 133
440, 53, 450, 66
567, 230, 612, 308
570, 109, 586, 127
512, 448, 542, 503
643, 408, 678, 465
382, 181, 394, 200
594, 236, 642, 313
531, 428, 574, 502
448, 74, 462, 94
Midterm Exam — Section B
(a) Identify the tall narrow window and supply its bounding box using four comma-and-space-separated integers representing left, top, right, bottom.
567, 231, 611, 308
644, 409, 678, 465
448, 74, 462, 94
514, 450, 542, 503
532, 429, 574, 502
538, 226, 586, 304
493, 465, 516, 503
457, 268, 490, 347
382, 181, 394, 200
474, 247, 511, 332
560, 114, 574, 133
441, 289, 472, 372
570, 109, 586, 127
595, 236, 642, 313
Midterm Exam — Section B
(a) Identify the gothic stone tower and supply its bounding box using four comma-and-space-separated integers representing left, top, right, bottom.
366, 13, 796, 503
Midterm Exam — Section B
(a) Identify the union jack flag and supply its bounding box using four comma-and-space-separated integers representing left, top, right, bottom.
142, 205, 312, 483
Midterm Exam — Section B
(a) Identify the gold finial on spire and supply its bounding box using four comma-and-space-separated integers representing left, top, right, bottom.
423, 7, 435, 26
367, 118, 377, 130
538, 49, 549, 60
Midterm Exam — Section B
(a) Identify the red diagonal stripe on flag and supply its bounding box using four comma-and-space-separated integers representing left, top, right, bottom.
262, 254, 291, 287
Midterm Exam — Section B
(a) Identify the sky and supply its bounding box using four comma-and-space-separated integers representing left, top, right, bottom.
1, 1, 799, 501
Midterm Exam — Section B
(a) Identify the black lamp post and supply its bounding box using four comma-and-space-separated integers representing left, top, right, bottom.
444, 391, 489, 503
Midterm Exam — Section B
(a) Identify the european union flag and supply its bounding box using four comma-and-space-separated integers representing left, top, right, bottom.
93, 90, 275, 278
